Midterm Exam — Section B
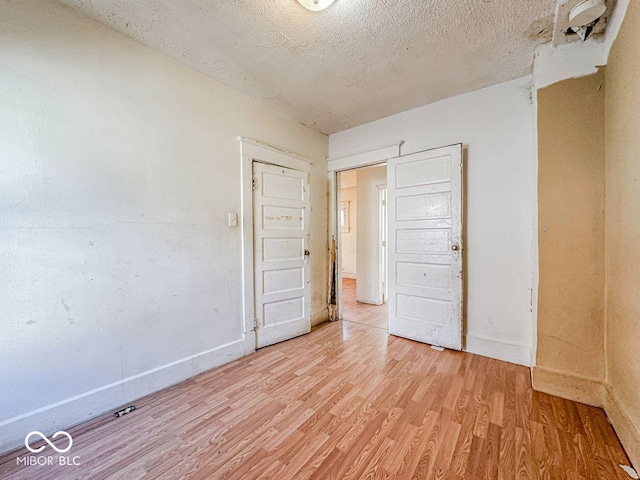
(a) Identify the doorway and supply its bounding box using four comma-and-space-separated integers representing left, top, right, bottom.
333, 144, 465, 350
338, 165, 388, 329
239, 137, 314, 354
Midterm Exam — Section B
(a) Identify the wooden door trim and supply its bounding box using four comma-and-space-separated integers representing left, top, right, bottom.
239, 138, 313, 355
330, 143, 464, 341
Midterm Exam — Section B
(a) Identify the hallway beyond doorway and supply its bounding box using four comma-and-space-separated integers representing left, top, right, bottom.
341, 278, 387, 330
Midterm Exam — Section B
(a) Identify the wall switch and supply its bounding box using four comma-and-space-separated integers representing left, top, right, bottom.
228, 212, 238, 227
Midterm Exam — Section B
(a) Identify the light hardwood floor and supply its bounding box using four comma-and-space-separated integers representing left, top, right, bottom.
341, 278, 387, 330
0, 301, 631, 479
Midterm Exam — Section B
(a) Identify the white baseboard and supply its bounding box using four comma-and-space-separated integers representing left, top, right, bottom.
531, 366, 604, 407
603, 384, 640, 469
0, 338, 245, 455
464, 334, 531, 367
342, 272, 356, 279
356, 299, 383, 306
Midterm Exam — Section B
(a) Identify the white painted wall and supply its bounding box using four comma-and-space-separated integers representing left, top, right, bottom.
340, 187, 357, 278
0, 0, 327, 453
355, 166, 387, 305
330, 77, 537, 366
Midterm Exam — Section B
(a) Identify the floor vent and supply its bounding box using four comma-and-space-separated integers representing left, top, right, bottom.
114, 406, 136, 418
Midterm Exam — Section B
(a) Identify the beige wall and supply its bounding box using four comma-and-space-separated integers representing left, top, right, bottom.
604, 0, 640, 466
535, 72, 606, 404
534, 2, 640, 466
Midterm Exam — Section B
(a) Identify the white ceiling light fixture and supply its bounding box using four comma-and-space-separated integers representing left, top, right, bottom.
296, 0, 336, 11
568, 0, 607, 28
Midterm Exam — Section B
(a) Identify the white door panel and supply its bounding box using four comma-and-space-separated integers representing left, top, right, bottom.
387, 144, 463, 350
263, 268, 305, 295
396, 262, 450, 290
261, 172, 305, 200
262, 238, 305, 262
396, 229, 452, 254
254, 162, 311, 349
396, 192, 451, 220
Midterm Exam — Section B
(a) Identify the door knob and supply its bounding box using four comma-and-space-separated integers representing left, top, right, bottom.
451, 244, 460, 251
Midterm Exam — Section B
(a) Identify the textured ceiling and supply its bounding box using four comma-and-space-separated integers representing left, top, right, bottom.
58, 0, 556, 134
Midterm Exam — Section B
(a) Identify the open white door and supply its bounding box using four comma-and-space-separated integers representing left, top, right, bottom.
254, 162, 311, 349
387, 144, 463, 350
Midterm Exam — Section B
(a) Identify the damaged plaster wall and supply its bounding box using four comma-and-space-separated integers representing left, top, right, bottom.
0, 0, 328, 453
533, 0, 630, 90
532, 0, 638, 465
604, 0, 640, 466
534, 71, 606, 406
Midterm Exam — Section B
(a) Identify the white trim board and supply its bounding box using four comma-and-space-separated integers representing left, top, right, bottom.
465, 334, 531, 367
238, 137, 314, 353
0, 339, 245, 455
330, 169, 342, 320
240, 152, 257, 353
328, 141, 403, 172
239, 137, 314, 170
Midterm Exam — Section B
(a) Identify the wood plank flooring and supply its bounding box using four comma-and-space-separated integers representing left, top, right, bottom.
341, 278, 387, 330
0, 309, 631, 479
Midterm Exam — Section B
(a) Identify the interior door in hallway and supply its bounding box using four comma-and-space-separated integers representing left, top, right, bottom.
387, 144, 464, 350
253, 162, 311, 349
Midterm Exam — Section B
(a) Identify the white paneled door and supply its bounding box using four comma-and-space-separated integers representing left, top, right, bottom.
387, 144, 464, 350
253, 162, 311, 349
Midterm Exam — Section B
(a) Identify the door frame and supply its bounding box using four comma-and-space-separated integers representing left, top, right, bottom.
328, 141, 464, 333
328, 141, 403, 321
333, 167, 390, 319
239, 137, 313, 354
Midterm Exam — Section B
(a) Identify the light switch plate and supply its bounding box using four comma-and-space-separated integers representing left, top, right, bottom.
228, 212, 238, 227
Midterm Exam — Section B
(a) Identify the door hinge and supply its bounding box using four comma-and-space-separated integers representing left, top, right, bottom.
250, 316, 259, 332
252, 178, 257, 191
